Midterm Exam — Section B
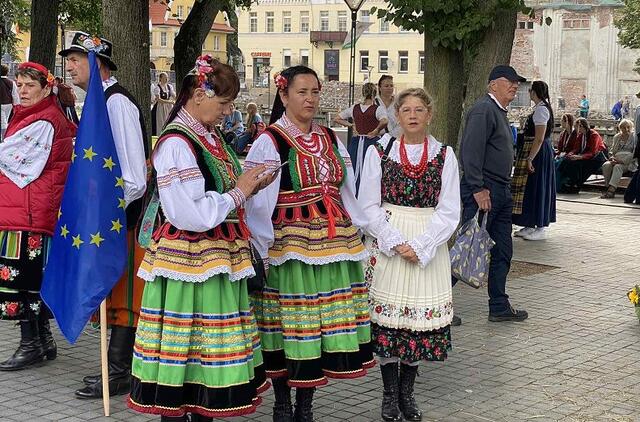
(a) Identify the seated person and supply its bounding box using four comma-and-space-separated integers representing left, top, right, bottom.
556, 118, 607, 193
221, 102, 244, 144
234, 102, 265, 154
555, 113, 579, 157
600, 119, 637, 198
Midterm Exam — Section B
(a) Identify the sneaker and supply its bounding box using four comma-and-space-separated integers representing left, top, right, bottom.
451, 314, 462, 326
488, 306, 528, 322
514, 227, 534, 237
523, 228, 547, 241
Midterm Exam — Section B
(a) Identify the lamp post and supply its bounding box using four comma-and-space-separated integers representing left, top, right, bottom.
343, 0, 366, 141
58, 12, 69, 81
264, 65, 273, 108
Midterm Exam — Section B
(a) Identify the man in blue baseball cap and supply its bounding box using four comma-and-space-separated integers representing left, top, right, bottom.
454, 64, 529, 323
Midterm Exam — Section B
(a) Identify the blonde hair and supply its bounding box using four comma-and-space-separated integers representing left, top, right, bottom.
394, 88, 434, 113
362, 82, 377, 100
619, 118, 634, 131
246, 102, 258, 126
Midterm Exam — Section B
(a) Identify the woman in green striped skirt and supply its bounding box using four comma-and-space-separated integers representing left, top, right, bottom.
127, 56, 277, 421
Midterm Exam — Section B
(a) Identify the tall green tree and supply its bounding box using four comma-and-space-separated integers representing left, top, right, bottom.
29, 0, 60, 71
374, 0, 530, 147
615, 0, 640, 74
0, 0, 30, 60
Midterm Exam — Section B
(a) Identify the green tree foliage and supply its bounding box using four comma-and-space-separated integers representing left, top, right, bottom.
615, 0, 640, 73
0, 0, 30, 59
60, 0, 102, 34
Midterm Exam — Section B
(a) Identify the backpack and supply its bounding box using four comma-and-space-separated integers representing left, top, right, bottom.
57, 84, 76, 107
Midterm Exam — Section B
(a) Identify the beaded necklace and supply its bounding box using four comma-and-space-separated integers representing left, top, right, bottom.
399, 136, 429, 179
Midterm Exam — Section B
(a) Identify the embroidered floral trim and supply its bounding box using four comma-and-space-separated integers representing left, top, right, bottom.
0, 301, 21, 318
268, 250, 370, 267
27, 233, 43, 260
0, 265, 19, 281
369, 298, 453, 325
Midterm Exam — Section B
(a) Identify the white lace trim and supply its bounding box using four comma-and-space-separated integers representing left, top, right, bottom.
407, 238, 434, 269
137, 265, 256, 283
370, 217, 405, 256
269, 250, 370, 267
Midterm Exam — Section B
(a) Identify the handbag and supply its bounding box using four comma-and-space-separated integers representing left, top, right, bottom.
247, 243, 266, 294
449, 211, 495, 289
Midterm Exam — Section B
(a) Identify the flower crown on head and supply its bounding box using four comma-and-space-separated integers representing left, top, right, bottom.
274, 72, 288, 91
18, 62, 55, 87
190, 54, 216, 97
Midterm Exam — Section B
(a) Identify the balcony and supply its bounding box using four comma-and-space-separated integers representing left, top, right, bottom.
310, 31, 348, 48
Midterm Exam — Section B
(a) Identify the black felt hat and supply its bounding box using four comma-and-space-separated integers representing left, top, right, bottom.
58, 31, 118, 71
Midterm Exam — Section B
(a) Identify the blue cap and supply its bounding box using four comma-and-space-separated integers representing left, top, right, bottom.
488, 65, 526, 83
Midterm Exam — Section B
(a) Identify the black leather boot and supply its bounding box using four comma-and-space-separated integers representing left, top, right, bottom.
399, 363, 422, 421
75, 325, 136, 399
293, 387, 315, 422
380, 362, 402, 422
0, 320, 44, 371
272, 377, 293, 422
38, 315, 57, 361
190, 414, 212, 422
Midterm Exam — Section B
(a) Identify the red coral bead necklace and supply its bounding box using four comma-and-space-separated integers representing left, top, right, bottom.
399, 135, 429, 179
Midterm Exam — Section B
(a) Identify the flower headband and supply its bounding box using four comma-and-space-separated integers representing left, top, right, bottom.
18, 62, 55, 87
273, 71, 322, 91
189, 54, 216, 98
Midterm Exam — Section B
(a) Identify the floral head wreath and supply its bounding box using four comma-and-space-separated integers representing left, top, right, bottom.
274, 71, 322, 91
190, 54, 216, 98
18, 62, 55, 88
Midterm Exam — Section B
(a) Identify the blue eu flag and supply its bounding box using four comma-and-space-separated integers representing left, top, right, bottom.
42, 52, 127, 344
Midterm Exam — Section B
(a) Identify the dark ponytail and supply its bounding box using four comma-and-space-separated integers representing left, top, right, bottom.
269, 65, 321, 125
531, 80, 554, 138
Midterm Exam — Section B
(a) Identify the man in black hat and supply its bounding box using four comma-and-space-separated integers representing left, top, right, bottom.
59, 31, 150, 399
455, 65, 529, 323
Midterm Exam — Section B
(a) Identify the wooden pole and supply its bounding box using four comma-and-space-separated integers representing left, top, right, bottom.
100, 300, 110, 416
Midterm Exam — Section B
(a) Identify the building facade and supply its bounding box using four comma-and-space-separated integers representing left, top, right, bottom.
512, 0, 640, 113
150, 0, 235, 71
236, 0, 425, 91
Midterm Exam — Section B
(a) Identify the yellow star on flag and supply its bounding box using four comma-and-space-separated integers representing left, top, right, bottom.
71, 150, 77, 163
72, 234, 84, 249
103, 156, 116, 171
89, 232, 105, 247
110, 219, 123, 233
60, 225, 69, 238
115, 177, 125, 188
118, 198, 127, 209
57, 208, 62, 219
83, 146, 97, 161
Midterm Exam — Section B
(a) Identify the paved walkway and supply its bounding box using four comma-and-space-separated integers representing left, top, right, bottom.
1, 193, 639, 422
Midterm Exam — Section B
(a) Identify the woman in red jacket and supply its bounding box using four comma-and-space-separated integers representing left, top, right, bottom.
556, 117, 607, 193
0, 62, 75, 370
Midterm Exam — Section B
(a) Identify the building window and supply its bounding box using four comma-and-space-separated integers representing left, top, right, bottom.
283, 11, 292, 33
266, 12, 274, 33
320, 11, 329, 31
378, 50, 388, 72
419, 51, 425, 73
338, 11, 347, 32
214, 36, 220, 51
380, 19, 389, 32
399, 51, 408, 73
563, 18, 590, 29
283, 49, 292, 67
160, 31, 167, 47
176, 5, 184, 19
360, 10, 370, 32
300, 11, 310, 32
360, 50, 369, 72
300, 49, 309, 66
250, 12, 257, 33
518, 21, 534, 29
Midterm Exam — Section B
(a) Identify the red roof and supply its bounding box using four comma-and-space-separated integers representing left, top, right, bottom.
149, 2, 235, 33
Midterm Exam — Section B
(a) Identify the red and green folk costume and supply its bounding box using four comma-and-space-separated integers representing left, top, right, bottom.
244, 114, 374, 388
128, 109, 269, 418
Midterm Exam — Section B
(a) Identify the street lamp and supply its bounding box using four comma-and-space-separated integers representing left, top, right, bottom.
264, 65, 273, 107
58, 12, 70, 82
343, 0, 366, 141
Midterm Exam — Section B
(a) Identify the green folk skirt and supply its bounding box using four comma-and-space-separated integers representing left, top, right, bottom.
127, 275, 269, 418
253, 259, 374, 388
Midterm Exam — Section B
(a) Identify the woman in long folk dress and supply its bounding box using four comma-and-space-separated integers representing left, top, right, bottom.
359, 88, 460, 421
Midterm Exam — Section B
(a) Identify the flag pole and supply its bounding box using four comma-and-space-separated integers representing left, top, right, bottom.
100, 300, 110, 416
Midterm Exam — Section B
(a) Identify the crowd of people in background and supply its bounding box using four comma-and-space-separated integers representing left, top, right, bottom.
2, 25, 640, 422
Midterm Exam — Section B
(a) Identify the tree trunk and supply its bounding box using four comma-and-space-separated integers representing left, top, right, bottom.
174, 0, 220, 90
458, 5, 518, 141
224, 6, 242, 59
102, 0, 151, 146
29, 0, 59, 71
424, 35, 465, 149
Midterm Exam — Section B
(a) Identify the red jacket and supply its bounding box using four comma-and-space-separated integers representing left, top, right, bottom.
0, 95, 76, 235
577, 129, 606, 160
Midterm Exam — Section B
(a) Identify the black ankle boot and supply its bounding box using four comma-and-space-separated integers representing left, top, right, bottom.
0, 320, 44, 371
272, 377, 293, 422
38, 315, 57, 361
75, 325, 136, 399
294, 387, 315, 422
380, 363, 402, 422
191, 414, 212, 422
399, 363, 422, 421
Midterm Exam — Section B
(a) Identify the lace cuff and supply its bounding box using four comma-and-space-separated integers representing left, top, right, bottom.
371, 218, 406, 256
407, 238, 435, 269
